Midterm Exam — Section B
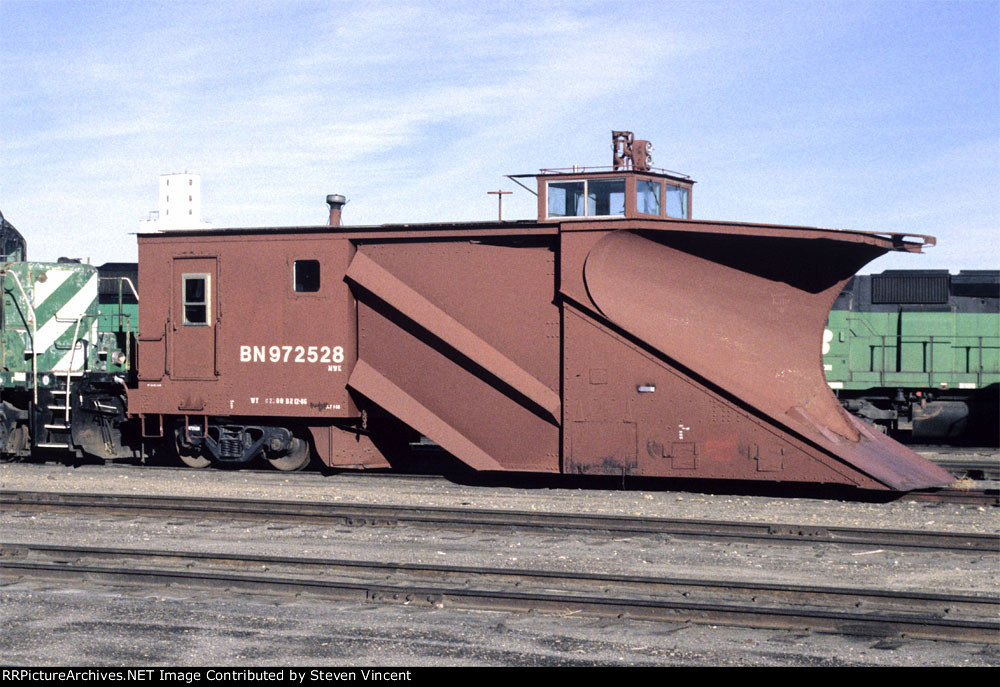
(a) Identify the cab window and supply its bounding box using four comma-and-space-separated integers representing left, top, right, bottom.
547, 182, 585, 217
666, 184, 689, 219
587, 179, 625, 216
547, 178, 625, 218
636, 179, 661, 215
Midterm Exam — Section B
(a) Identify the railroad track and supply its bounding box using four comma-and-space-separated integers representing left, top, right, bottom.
4, 456, 997, 506
2, 490, 996, 553
902, 488, 998, 507
1, 542, 995, 644
924, 460, 1000, 482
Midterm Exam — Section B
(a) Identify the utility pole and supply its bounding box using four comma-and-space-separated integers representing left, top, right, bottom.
487, 189, 512, 221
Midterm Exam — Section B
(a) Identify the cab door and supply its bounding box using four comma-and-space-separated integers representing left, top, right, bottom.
170, 256, 218, 380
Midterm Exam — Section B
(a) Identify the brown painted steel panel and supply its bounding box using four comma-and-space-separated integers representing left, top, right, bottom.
568, 420, 638, 474
563, 305, 882, 487
349, 241, 560, 473
562, 228, 952, 490
345, 250, 560, 424
356, 240, 561, 394
583, 230, 863, 441
130, 234, 356, 420
308, 423, 391, 470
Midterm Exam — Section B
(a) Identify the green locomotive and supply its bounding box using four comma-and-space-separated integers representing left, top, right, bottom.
823, 270, 999, 443
0, 210, 138, 460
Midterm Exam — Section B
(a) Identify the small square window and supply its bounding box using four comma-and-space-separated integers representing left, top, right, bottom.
294, 260, 320, 292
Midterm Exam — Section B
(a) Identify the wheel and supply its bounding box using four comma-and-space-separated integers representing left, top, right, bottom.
267, 436, 311, 472
174, 427, 211, 469
0, 425, 28, 463
179, 452, 212, 469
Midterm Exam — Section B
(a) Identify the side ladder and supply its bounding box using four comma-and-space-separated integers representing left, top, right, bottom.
34, 316, 87, 452
35, 372, 82, 450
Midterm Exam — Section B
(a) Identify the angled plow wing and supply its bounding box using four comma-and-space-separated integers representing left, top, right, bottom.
579, 228, 952, 491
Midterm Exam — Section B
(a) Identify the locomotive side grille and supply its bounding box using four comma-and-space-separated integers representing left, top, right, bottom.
872, 273, 949, 304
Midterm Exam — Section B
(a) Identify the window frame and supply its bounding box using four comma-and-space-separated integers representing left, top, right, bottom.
293, 259, 321, 294
545, 178, 626, 219
181, 273, 211, 326
665, 183, 690, 219
636, 178, 662, 217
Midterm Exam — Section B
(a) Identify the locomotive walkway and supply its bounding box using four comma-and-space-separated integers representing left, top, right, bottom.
1, 542, 996, 644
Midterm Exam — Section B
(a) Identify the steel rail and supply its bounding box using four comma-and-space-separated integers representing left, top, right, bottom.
926, 460, 999, 481
4, 542, 996, 618
902, 488, 998, 507
2, 490, 996, 553
4, 458, 996, 505
1, 543, 996, 644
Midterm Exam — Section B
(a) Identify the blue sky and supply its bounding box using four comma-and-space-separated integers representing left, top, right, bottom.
1, 0, 997, 272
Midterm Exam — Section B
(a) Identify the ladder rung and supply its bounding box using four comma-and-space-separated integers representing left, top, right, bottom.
44, 424, 69, 430
47, 405, 69, 410
36, 443, 70, 449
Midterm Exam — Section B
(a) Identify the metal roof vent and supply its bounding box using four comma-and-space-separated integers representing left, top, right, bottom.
326, 194, 347, 226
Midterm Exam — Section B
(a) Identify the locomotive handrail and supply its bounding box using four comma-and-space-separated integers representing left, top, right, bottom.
848, 331, 1000, 386
98, 276, 137, 371
97, 275, 139, 317
881, 334, 886, 387
121, 277, 139, 302
978, 336, 985, 387
925, 334, 937, 380
97, 276, 138, 300
49, 310, 97, 346
846, 315, 880, 337
4, 271, 38, 404
62, 315, 85, 423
